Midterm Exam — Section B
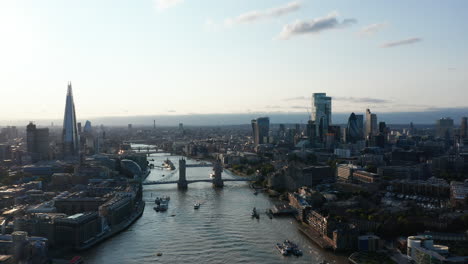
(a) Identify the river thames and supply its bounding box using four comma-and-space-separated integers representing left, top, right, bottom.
82, 152, 348, 263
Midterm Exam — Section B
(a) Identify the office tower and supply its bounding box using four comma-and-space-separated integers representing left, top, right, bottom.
311, 93, 332, 141
62, 82, 80, 157
365, 109, 377, 139
436, 118, 454, 139
461, 117, 468, 139
153, 120, 156, 129
346, 113, 360, 143
295, 124, 300, 136
27, 122, 49, 162
306, 120, 316, 143
83, 120, 92, 134
257, 117, 270, 144
251, 120, 259, 146
379, 122, 387, 134
355, 114, 364, 139
251, 117, 269, 146
77, 122, 82, 133
409, 122, 415, 135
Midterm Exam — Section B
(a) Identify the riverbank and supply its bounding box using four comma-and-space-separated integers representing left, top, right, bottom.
77, 201, 145, 251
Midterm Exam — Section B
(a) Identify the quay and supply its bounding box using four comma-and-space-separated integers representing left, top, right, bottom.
297, 224, 333, 250
76, 201, 145, 251
270, 204, 296, 216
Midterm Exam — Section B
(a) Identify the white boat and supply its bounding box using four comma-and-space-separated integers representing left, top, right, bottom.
194, 203, 200, 209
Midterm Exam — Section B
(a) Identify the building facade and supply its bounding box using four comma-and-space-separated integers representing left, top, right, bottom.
311, 93, 332, 141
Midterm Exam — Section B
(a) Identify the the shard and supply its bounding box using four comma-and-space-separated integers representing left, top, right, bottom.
62, 82, 80, 157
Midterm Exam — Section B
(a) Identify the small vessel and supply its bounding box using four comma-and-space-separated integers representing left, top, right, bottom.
276, 243, 289, 256
251, 207, 259, 219
209, 173, 215, 179
194, 203, 200, 209
153, 206, 159, 212
282, 240, 302, 257
254, 190, 258, 195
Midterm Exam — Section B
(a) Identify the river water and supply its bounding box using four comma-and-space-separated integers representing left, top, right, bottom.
82, 151, 348, 264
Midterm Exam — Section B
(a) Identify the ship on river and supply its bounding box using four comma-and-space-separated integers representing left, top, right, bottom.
162, 159, 176, 170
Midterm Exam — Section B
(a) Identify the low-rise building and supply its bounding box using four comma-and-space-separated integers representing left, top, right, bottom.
54, 212, 102, 249
450, 180, 468, 208
352, 170, 379, 184
407, 235, 468, 264
336, 164, 362, 182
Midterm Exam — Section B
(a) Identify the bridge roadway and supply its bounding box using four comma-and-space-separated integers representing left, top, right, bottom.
142, 178, 252, 186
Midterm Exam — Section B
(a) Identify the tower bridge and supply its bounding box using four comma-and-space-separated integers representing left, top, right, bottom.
142, 159, 254, 188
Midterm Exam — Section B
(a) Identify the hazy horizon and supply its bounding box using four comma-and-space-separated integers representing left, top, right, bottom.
1, 109, 467, 127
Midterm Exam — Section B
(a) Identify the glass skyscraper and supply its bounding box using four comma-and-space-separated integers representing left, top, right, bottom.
62, 82, 80, 157
311, 93, 332, 141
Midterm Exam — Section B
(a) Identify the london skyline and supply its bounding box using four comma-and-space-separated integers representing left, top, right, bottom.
0, 0, 467, 120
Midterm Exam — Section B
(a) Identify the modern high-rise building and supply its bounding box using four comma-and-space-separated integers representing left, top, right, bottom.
436, 118, 454, 139
346, 113, 361, 143
461, 117, 468, 139
306, 120, 316, 143
83, 120, 92, 134
311, 93, 332, 141
365, 109, 377, 139
251, 117, 269, 146
355, 114, 364, 139
62, 82, 80, 157
27, 122, 49, 162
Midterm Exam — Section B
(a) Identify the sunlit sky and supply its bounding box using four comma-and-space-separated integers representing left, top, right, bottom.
0, 0, 467, 121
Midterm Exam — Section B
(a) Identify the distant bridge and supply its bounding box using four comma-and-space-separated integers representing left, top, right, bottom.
143, 178, 251, 186
130, 146, 169, 155
142, 158, 254, 188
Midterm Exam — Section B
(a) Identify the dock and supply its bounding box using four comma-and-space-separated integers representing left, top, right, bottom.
297, 224, 333, 250
270, 204, 296, 216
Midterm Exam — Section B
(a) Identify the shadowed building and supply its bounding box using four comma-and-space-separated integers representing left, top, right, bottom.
436, 117, 454, 139
461, 117, 467, 139
251, 117, 270, 146
26, 122, 49, 162
365, 109, 377, 140
346, 113, 361, 143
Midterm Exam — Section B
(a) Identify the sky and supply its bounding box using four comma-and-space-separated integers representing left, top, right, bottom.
0, 0, 467, 123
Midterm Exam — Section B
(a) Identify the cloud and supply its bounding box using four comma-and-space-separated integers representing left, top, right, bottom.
225, 1, 302, 26
278, 12, 357, 40
381, 37, 422, 48
359, 23, 387, 36
334, 96, 391, 104
154, 0, 183, 11
283, 96, 310, 101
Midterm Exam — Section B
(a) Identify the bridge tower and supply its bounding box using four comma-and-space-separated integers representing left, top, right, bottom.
212, 160, 224, 188
178, 158, 188, 189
